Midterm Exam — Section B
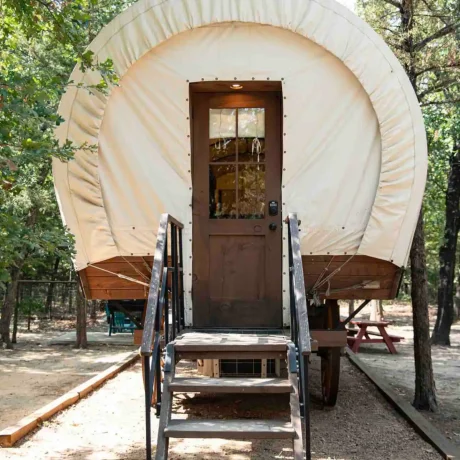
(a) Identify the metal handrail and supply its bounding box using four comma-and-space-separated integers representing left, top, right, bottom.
287, 213, 312, 460
140, 213, 184, 460
287, 213, 312, 355
140, 213, 184, 356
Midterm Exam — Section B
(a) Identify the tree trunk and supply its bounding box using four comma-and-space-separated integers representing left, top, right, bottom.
0, 266, 21, 349
68, 284, 74, 314
1, 209, 36, 348
348, 300, 355, 328
45, 257, 60, 320
348, 299, 355, 317
432, 140, 460, 345
12, 283, 20, 344
454, 276, 460, 321
410, 210, 437, 411
75, 283, 88, 349
378, 300, 384, 321
90, 300, 97, 320
370, 300, 376, 321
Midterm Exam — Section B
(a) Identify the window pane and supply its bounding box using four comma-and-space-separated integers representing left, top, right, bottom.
209, 109, 236, 162
238, 108, 265, 162
209, 165, 236, 219
238, 165, 265, 219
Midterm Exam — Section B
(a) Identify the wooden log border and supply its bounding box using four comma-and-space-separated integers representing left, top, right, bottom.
0, 352, 139, 448
346, 348, 460, 460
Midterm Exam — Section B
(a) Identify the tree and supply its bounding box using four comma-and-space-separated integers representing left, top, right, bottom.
359, 0, 460, 411
432, 100, 460, 345
75, 284, 87, 349
0, 0, 133, 347
45, 257, 61, 319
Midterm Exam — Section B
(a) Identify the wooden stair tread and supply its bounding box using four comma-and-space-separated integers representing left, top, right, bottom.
175, 333, 288, 352
169, 377, 292, 393
164, 419, 295, 439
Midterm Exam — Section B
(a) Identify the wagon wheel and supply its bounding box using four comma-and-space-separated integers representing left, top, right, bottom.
320, 300, 341, 407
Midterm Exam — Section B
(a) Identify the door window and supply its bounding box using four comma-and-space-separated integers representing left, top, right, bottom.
209, 108, 266, 220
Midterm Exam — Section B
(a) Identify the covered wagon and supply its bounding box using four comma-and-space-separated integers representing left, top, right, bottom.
53, 0, 427, 458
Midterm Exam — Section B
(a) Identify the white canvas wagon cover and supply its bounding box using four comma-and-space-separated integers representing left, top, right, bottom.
53, 0, 427, 276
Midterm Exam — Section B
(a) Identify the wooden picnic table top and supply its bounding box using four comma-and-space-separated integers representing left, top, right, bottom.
350, 320, 390, 327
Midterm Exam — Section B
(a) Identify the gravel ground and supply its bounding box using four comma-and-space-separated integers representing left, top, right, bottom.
339, 301, 460, 449
0, 319, 135, 431
1, 356, 441, 459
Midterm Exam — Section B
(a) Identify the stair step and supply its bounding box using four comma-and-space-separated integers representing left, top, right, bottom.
169, 377, 292, 394
175, 333, 288, 352
164, 420, 295, 439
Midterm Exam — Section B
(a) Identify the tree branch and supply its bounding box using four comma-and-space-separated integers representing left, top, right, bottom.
415, 64, 460, 78
421, 98, 460, 107
418, 78, 458, 99
382, 0, 402, 9
413, 21, 460, 51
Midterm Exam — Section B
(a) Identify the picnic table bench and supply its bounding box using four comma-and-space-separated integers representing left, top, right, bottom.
347, 320, 403, 354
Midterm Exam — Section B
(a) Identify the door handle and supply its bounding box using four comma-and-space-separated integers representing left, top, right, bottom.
269, 223, 277, 231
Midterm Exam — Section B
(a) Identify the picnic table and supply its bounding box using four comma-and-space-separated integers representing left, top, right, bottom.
347, 320, 403, 354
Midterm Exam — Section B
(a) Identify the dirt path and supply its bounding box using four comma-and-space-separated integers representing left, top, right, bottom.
1, 357, 440, 459
340, 301, 460, 448
0, 320, 135, 431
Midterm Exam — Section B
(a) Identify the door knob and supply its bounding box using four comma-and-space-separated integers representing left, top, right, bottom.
269, 223, 277, 231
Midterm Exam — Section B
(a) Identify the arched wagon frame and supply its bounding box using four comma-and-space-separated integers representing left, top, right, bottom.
53, 0, 427, 441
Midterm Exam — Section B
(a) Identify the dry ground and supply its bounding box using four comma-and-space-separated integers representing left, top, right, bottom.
339, 301, 460, 449
0, 318, 135, 431
1, 356, 441, 459
1, 304, 457, 458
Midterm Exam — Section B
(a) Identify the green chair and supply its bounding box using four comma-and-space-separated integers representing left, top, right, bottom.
110, 311, 135, 335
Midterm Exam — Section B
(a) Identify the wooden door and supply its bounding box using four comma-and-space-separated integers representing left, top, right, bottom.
192, 90, 282, 328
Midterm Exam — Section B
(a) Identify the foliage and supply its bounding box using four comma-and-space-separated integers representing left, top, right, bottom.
18, 296, 45, 317
0, 0, 135, 289
358, 0, 460, 303
424, 102, 460, 300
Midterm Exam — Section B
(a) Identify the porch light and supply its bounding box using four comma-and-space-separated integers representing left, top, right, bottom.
230, 84, 243, 90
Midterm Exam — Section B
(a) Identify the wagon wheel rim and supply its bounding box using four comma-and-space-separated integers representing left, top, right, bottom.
321, 348, 340, 406
320, 301, 341, 407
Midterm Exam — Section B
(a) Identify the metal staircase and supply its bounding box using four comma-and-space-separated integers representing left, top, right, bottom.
140, 214, 312, 460
155, 334, 303, 459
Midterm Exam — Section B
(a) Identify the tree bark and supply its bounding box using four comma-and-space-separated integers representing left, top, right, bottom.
12, 282, 20, 343
410, 210, 438, 411
454, 273, 460, 321
399, 0, 438, 411
378, 300, 384, 321
90, 300, 97, 320
1, 208, 37, 348
75, 283, 88, 349
45, 257, 60, 320
348, 300, 356, 328
0, 266, 21, 349
432, 140, 460, 345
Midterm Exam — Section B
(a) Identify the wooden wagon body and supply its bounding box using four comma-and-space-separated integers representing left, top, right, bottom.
53, 1, 427, 455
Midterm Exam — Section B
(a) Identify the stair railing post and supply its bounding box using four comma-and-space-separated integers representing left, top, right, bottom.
178, 227, 185, 328
171, 223, 179, 336
163, 266, 170, 345
155, 346, 162, 416
301, 355, 311, 460
143, 354, 152, 460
